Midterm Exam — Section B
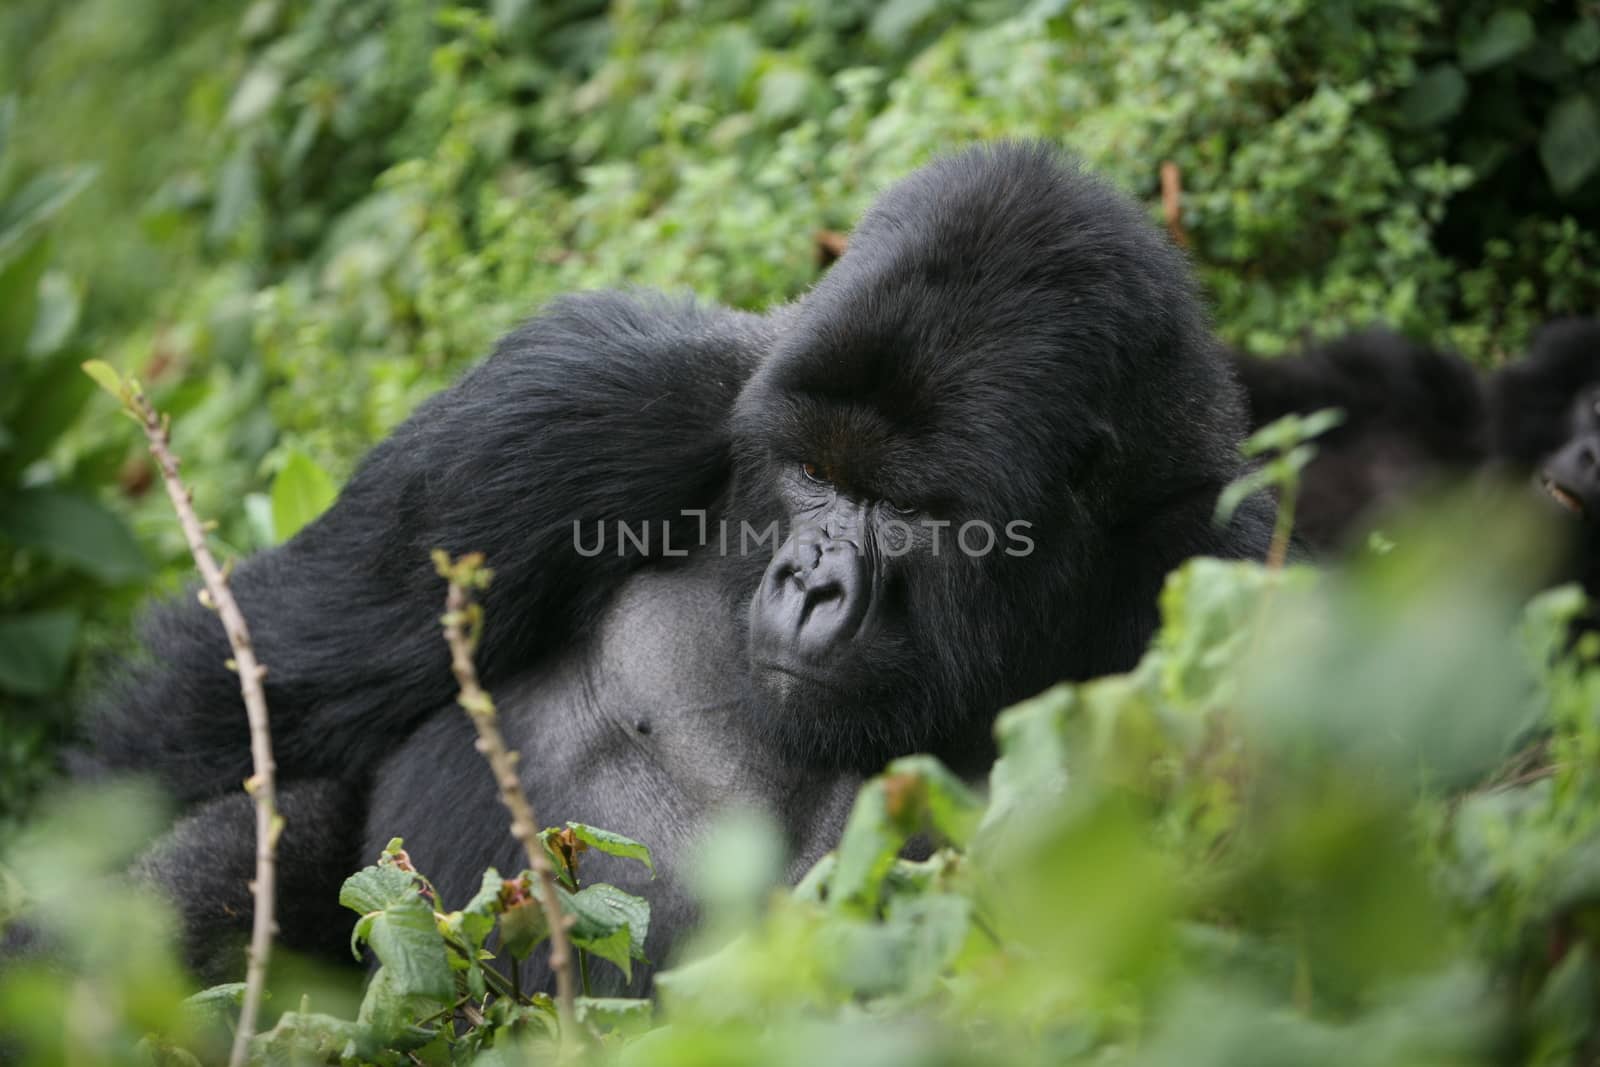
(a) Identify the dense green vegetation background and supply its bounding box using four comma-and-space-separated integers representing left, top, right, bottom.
4, 2, 1600, 1063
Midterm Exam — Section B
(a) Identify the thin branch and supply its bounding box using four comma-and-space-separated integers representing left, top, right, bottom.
126, 381, 280, 1067
434, 552, 580, 1052
1266, 480, 1296, 572
814, 229, 848, 269
1160, 160, 1189, 248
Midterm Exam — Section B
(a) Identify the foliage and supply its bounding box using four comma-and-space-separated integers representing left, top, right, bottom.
0, 97, 150, 839
6, 0, 1590, 518
7, 501, 1600, 1063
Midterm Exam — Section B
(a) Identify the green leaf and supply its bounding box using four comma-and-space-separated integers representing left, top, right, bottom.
270, 450, 338, 542
4, 357, 94, 478
567, 882, 651, 981
1458, 10, 1536, 72
884, 755, 983, 847
225, 65, 283, 128
344, 864, 454, 1036
0, 611, 80, 695
575, 996, 653, 1036
793, 853, 836, 904
0, 165, 98, 260
208, 140, 259, 244
499, 896, 549, 961
577, 925, 635, 983
979, 684, 1074, 848
340, 862, 425, 918
1565, 19, 1600, 65
0, 96, 15, 166
360, 897, 454, 1002
824, 893, 973, 998
450, 868, 504, 953
251, 1010, 389, 1063
181, 982, 247, 1031
705, 25, 758, 100
0, 234, 50, 357
1400, 64, 1468, 127
80, 359, 126, 400
755, 66, 818, 124
564, 822, 654, 874
0, 488, 148, 584
827, 779, 906, 914
491, 0, 534, 31
1540, 93, 1600, 196
1214, 466, 1276, 527
1532, 944, 1597, 1058
1242, 407, 1344, 457
27, 272, 80, 358
869, 0, 940, 50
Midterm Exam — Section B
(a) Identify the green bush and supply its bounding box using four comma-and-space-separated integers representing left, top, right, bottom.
7, 502, 1600, 1064
0, 98, 151, 839
9, 0, 1595, 539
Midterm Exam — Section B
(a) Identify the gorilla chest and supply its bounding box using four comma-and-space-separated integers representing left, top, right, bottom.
518, 563, 766, 782
504, 563, 861, 820
371, 562, 859, 899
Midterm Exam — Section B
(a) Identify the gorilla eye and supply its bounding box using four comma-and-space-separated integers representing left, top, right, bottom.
801, 462, 831, 485
886, 501, 918, 517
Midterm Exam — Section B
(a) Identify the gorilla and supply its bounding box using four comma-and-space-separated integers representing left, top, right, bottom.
1229, 329, 1490, 552
1231, 319, 1600, 607
67, 143, 1277, 990
1490, 318, 1600, 601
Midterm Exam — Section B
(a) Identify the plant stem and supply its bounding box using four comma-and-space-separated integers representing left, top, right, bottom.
132, 390, 279, 1067
1267, 481, 1297, 571
438, 559, 580, 1054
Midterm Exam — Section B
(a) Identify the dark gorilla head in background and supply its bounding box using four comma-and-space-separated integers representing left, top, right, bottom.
729, 143, 1259, 768
1492, 318, 1600, 519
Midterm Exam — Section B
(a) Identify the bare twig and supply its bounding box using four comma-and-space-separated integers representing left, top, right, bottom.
814, 229, 848, 269
1266, 480, 1296, 572
433, 552, 579, 1052
1160, 161, 1188, 248
96, 367, 280, 1067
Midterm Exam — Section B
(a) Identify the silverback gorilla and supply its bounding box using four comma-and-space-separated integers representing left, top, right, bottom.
79, 143, 1277, 990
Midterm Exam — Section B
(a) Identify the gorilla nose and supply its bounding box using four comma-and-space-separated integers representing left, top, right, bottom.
755, 533, 873, 662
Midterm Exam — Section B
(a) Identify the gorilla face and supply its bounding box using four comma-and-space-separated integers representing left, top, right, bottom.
1492, 318, 1600, 523
1541, 386, 1600, 519
731, 144, 1250, 767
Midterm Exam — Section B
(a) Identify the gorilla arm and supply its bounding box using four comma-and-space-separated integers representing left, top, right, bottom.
86, 292, 773, 802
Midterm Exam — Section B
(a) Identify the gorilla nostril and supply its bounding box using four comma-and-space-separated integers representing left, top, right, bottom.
799, 581, 842, 624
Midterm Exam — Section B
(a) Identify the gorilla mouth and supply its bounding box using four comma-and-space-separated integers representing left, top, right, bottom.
1543, 477, 1585, 517
752, 659, 848, 693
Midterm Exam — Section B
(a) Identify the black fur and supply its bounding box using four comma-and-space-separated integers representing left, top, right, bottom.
1230, 329, 1490, 551
131, 780, 366, 982
1489, 318, 1600, 605
76, 143, 1276, 990
1231, 319, 1600, 611
1490, 318, 1600, 468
